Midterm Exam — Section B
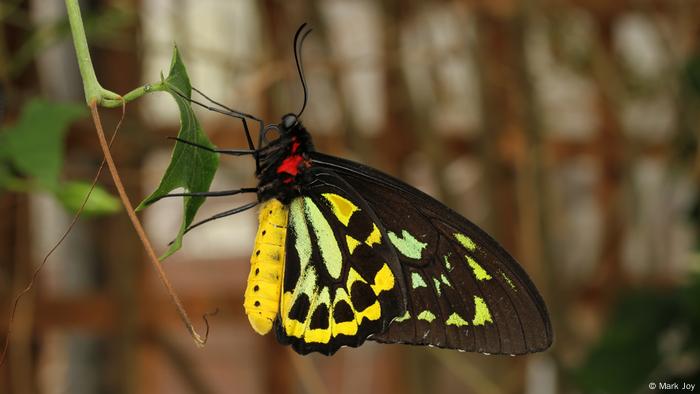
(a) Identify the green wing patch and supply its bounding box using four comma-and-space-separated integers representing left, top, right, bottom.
388, 230, 427, 259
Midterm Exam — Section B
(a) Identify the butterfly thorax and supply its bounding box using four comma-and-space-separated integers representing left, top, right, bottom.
256, 117, 314, 204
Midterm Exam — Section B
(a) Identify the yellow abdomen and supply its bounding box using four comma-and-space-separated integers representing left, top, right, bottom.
244, 199, 288, 335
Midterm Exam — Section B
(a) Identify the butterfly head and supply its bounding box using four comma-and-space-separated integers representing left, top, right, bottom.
255, 112, 314, 203
281, 113, 299, 130
259, 113, 304, 148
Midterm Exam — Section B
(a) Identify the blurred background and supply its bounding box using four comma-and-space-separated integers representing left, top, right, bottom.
1, 0, 700, 393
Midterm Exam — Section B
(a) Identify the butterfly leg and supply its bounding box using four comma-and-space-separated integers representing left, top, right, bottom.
147, 187, 258, 203
167, 201, 259, 245
168, 136, 255, 156
182, 201, 259, 236
191, 86, 262, 153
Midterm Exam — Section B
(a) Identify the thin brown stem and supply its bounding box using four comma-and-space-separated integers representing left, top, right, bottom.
0, 103, 126, 369
87, 100, 209, 348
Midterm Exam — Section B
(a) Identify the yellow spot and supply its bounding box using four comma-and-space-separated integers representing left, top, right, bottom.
394, 311, 410, 322
304, 328, 332, 343
323, 193, 359, 226
356, 300, 381, 322
346, 235, 360, 254
332, 320, 358, 336
472, 296, 493, 326
417, 310, 436, 323
467, 256, 492, 281
371, 264, 395, 294
365, 223, 382, 246
244, 199, 287, 336
285, 319, 306, 338
346, 267, 367, 289
446, 312, 469, 327
455, 233, 477, 251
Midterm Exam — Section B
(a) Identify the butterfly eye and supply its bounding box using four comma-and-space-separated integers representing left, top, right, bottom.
282, 113, 297, 129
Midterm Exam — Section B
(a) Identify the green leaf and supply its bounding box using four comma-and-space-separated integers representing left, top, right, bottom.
1, 99, 86, 189
55, 181, 121, 216
0, 99, 120, 217
136, 46, 219, 259
574, 292, 665, 393
573, 287, 697, 394
0, 165, 17, 192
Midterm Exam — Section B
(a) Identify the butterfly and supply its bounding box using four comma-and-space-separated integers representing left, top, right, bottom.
168, 24, 553, 356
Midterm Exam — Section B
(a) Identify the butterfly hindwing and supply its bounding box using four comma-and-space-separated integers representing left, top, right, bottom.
310, 152, 553, 355
275, 170, 405, 355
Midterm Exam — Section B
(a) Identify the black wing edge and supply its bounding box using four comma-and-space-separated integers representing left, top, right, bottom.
275, 316, 373, 356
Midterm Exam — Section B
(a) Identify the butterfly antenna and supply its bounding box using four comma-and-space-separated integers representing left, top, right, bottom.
170, 86, 260, 151
294, 23, 313, 117
191, 86, 262, 122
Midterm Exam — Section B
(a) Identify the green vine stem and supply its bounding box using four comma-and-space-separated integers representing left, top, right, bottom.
64, 0, 158, 107
65, 0, 119, 106
64, 0, 209, 347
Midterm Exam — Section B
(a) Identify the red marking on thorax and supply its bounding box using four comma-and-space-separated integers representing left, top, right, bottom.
276, 137, 304, 177
277, 155, 303, 176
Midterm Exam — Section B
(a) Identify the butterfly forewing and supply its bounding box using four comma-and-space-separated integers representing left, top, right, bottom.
310, 152, 553, 355
275, 170, 405, 355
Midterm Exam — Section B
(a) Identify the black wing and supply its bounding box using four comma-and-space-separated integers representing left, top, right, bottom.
276, 169, 406, 355
310, 152, 553, 355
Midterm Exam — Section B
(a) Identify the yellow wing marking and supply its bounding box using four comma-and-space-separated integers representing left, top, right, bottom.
365, 223, 382, 246
322, 193, 359, 226
472, 295, 493, 326
346, 235, 361, 254
371, 264, 395, 294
